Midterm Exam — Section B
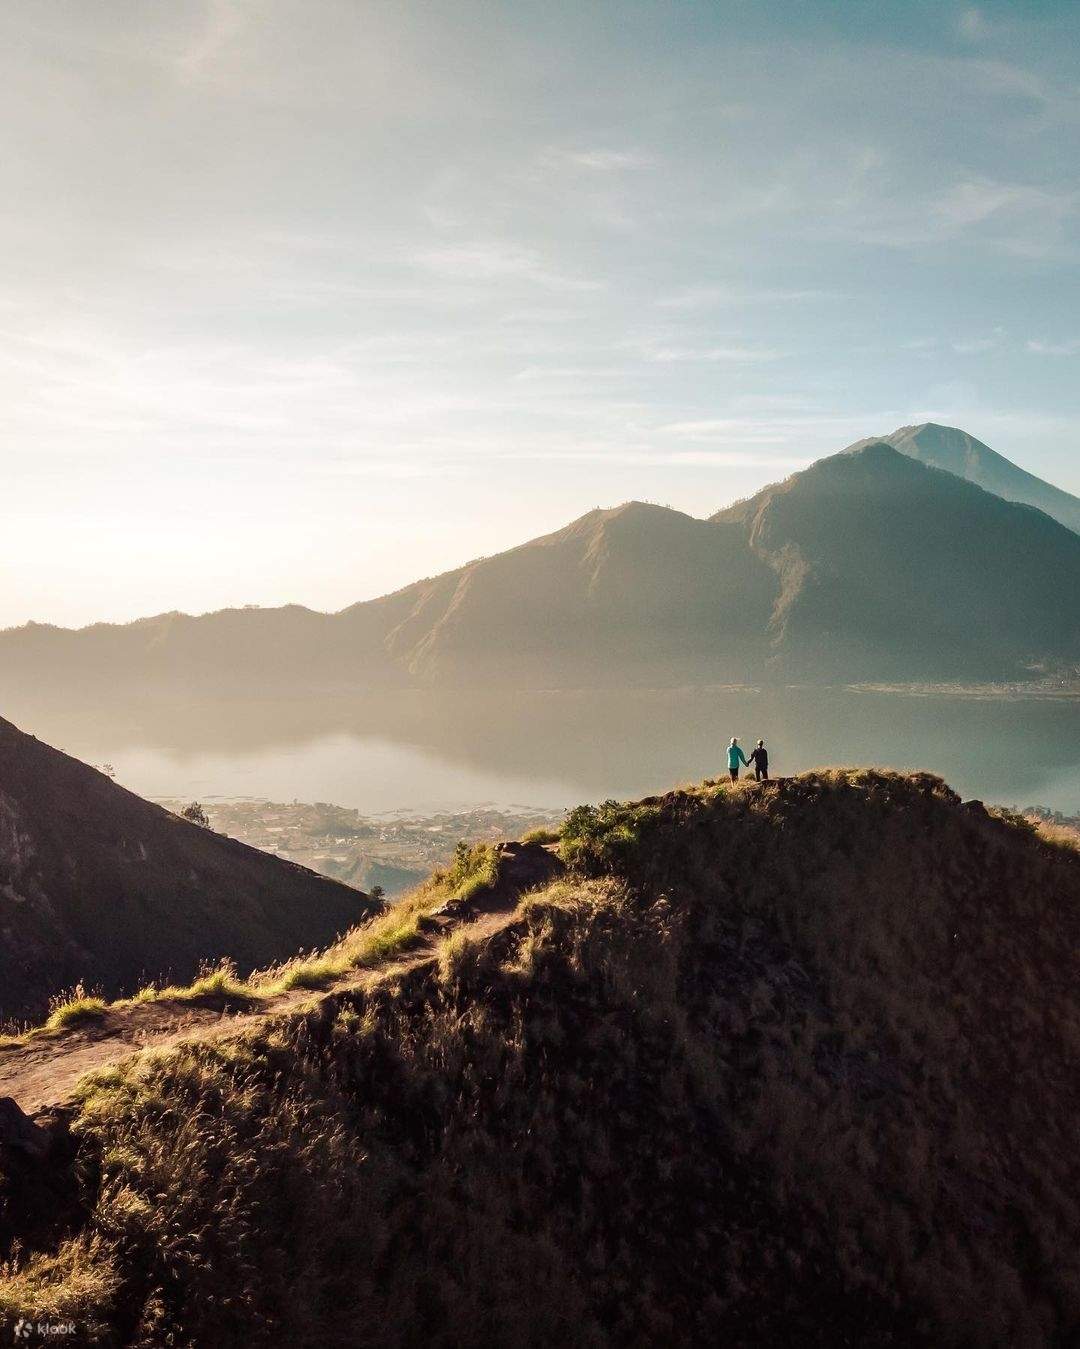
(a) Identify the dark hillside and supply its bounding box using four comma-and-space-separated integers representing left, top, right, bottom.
713, 442, 1080, 679
4, 772, 1079, 1345
0, 716, 374, 1022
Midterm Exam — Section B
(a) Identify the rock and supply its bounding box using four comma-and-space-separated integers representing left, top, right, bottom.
0, 1096, 51, 1159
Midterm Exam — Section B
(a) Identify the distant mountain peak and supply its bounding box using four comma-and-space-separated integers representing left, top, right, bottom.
843, 423, 1080, 533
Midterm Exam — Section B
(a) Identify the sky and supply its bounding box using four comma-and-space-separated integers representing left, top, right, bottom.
2, 0, 1079, 629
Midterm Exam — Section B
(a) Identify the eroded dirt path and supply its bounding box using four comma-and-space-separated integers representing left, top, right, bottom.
0, 842, 562, 1118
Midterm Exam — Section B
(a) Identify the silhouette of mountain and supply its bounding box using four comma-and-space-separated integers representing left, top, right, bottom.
711, 441, 1080, 679
846, 422, 1080, 532
0, 715, 374, 1023
1, 437, 1078, 694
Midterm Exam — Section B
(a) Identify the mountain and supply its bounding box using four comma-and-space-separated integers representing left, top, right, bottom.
2, 438, 1079, 697
5, 771, 1080, 1344
0, 715, 374, 1023
846, 422, 1080, 533
711, 440, 1080, 679
0, 502, 779, 695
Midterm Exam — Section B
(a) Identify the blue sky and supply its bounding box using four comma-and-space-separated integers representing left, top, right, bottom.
2, 0, 1078, 626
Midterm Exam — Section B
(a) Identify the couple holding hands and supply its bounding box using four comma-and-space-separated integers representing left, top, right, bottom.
727, 737, 769, 782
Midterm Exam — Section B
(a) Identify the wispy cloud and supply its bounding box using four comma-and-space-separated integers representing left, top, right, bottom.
1027, 338, 1080, 356
952, 327, 1006, 355
644, 345, 784, 364
655, 286, 837, 310
512, 365, 628, 381
540, 147, 655, 172
176, 0, 247, 84
932, 178, 1078, 258
957, 7, 991, 43
412, 243, 603, 292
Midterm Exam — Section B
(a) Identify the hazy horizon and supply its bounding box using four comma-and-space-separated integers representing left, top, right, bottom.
4, 0, 1080, 629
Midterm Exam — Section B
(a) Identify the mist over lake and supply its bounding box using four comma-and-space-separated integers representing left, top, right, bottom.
12, 686, 1078, 813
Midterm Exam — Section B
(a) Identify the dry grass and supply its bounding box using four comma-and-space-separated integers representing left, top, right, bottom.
0, 845, 505, 1048
521, 824, 561, 846
42, 986, 108, 1032
4, 773, 1080, 1345
0, 1238, 118, 1337
1031, 818, 1080, 853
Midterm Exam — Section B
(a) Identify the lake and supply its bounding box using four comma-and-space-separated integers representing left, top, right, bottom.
8, 686, 1079, 814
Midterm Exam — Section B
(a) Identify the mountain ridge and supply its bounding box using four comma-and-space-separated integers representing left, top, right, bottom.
1, 432, 1078, 696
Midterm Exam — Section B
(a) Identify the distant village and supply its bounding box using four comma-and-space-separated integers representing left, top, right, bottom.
159, 797, 567, 896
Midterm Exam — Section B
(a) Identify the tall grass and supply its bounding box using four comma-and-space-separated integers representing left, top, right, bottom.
3, 844, 507, 1044
5, 773, 1080, 1345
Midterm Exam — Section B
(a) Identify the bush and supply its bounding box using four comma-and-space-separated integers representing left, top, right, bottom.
559, 798, 664, 873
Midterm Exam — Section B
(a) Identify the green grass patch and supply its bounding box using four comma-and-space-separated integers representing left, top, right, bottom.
44, 987, 108, 1032
521, 825, 561, 846
559, 798, 669, 873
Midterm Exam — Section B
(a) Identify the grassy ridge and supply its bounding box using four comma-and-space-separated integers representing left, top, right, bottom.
3, 772, 1080, 1346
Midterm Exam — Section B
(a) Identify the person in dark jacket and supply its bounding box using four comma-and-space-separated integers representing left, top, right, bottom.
748, 739, 769, 781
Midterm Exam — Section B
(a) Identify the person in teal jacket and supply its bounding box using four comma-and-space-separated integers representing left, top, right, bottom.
727, 737, 749, 782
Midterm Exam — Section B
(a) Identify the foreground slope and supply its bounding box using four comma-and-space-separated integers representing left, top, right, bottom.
3, 771, 1079, 1346
0, 716, 373, 1022
848, 422, 1080, 533
713, 441, 1080, 679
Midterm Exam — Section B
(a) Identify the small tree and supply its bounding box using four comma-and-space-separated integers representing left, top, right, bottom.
181, 801, 210, 829
370, 884, 386, 905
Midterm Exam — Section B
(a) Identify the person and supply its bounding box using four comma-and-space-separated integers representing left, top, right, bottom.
727, 737, 748, 782
748, 739, 769, 781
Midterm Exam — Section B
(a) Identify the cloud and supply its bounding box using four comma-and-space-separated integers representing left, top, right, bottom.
655, 413, 904, 447
1027, 338, 1080, 356
952, 327, 1006, 355
512, 366, 628, 382
655, 286, 837, 310
542, 147, 655, 172
958, 8, 990, 42
176, 0, 248, 84
644, 345, 783, 364
412, 243, 603, 292
932, 178, 1078, 257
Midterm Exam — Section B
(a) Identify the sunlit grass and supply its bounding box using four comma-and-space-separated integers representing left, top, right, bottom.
4, 844, 506, 1042
43, 986, 108, 1032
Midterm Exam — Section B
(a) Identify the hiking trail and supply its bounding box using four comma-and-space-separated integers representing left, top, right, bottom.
0, 841, 563, 1120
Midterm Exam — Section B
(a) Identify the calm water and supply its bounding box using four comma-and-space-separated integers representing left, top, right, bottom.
10, 687, 1080, 814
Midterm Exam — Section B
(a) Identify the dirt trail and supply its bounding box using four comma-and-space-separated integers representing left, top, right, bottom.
0, 841, 562, 1119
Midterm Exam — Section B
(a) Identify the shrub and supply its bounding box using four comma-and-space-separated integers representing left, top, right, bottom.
43, 985, 108, 1031
559, 798, 664, 873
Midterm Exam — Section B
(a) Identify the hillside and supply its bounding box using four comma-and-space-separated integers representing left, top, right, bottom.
712, 441, 1080, 679
0, 716, 374, 1023
846, 422, 1080, 533
2, 771, 1079, 1345
2, 433, 1079, 697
